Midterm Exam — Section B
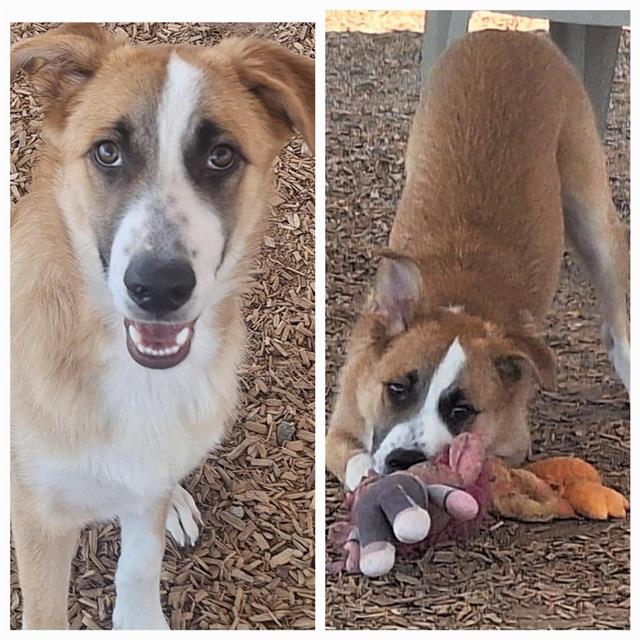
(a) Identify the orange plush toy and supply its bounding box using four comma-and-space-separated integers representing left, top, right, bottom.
490, 456, 629, 522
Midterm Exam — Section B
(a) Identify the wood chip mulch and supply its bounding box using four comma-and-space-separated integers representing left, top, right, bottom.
10, 21, 315, 630
325, 24, 629, 630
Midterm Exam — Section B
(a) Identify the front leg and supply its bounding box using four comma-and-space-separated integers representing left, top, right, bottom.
113, 494, 171, 630
12, 480, 80, 630
326, 426, 373, 491
326, 357, 373, 490
326, 408, 374, 492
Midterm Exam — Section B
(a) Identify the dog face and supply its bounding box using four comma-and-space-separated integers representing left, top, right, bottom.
12, 24, 314, 369
352, 255, 555, 473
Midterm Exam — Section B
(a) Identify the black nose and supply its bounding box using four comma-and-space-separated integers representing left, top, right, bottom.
384, 448, 427, 473
124, 255, 196, 314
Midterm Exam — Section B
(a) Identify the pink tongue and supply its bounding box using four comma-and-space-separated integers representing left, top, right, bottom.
133, 321, 186, 346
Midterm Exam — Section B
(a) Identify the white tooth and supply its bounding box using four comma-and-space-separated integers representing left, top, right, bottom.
176, 327, 190, 346
128, 324, 142, 345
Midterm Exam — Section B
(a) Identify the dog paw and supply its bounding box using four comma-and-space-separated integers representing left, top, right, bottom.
345, 452, 373, 491
112, 601, 169, 630
165, 484, 202, 547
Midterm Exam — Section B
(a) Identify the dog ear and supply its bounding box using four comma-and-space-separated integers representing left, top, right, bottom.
368, 250, 423, 338
11, 24, 115, 119
221, 38, 315, 151
492, 331, 556, 390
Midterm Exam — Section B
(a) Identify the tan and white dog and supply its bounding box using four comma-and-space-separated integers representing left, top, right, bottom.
11, 23, 314, 629
326, 30, 629, 492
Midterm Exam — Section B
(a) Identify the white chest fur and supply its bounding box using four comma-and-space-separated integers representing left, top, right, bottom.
26, 322, 239, 522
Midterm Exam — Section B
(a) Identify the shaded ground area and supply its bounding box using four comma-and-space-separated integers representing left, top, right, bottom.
10, 22, 315, 630
325, 28, 629, 630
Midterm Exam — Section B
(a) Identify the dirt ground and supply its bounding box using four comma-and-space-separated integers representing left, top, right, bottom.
325, 17, 630, 631
10, 22, 315, 630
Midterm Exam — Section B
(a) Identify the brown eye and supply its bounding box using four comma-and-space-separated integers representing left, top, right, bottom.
386, 370, 418, 404
207, 144, 236, 170
438, 387, 478, 435
94, 141, 122, 167
449, 405, 476, 423
387, 381, 409, 400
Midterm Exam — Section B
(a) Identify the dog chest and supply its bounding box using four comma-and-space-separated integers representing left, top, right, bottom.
25, 351, 236, 520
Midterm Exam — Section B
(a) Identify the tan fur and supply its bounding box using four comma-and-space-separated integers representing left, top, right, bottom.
11, 24, 314, 629
327, 30, 628, 484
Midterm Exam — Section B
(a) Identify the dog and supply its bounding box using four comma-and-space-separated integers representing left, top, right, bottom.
326, 30, 629, 493
11, 23, 314, 629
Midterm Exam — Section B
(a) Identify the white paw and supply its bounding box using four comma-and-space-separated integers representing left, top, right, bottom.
345, 452, 373, 491
610, 340, 630, 393
165, 484, 202, 547
113, 601, 169, 630
602, 325, 630, 392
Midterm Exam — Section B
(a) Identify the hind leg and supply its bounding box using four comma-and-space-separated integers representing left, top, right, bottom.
165, 484, 201, 547
557, 104, 629, 391
563, 194, 629, 390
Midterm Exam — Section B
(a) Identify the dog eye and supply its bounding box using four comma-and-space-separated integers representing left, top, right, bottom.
385, 371, 418, 403
439, 387, 478, 434
94, 141, 122, 167
449, 404, 476, 424
387, 381, 408, 400
207, 144, 236, 171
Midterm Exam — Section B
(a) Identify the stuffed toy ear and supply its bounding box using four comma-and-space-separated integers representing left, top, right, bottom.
11, 23, 115, 121
492, 331, 556, 390
220, 38, 315, 151
369, 250, 423, 339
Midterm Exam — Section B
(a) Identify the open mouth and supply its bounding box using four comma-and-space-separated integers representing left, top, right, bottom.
124, 318, 195, 369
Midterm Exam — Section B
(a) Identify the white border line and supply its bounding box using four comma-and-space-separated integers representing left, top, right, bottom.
314, 12, 326, 632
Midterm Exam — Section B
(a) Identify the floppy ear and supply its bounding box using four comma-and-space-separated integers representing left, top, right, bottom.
368, 250, 422, 338
492, 331, 556, 390
222, 38, 315, 151
11, 23, 115, 120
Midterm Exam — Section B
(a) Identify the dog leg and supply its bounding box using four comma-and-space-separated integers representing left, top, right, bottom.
561, 198, 629, 391
113, 496, 171, 630
165, 484, 201, 547
326, 426, 373, 491
326, 353, 375, 489
558, 100, 630, 392
12, 486, 80, 629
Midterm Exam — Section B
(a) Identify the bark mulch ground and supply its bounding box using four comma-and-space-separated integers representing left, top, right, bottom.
325, 21, 629, 630
10, 21, 315, 630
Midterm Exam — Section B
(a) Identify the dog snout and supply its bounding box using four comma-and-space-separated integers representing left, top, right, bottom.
124, 254, 196, 314
384, 448, 427, 474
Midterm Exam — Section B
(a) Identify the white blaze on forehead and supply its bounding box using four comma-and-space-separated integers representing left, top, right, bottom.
157, 53, 204, 179
372, 337, 467, 473
425, 337, 466, 407
105, 52, 229, 324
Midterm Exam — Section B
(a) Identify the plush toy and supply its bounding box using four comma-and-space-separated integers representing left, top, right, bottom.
331, 432, 492, 577
328, 435, 629, 577
491, 456, 629, 521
